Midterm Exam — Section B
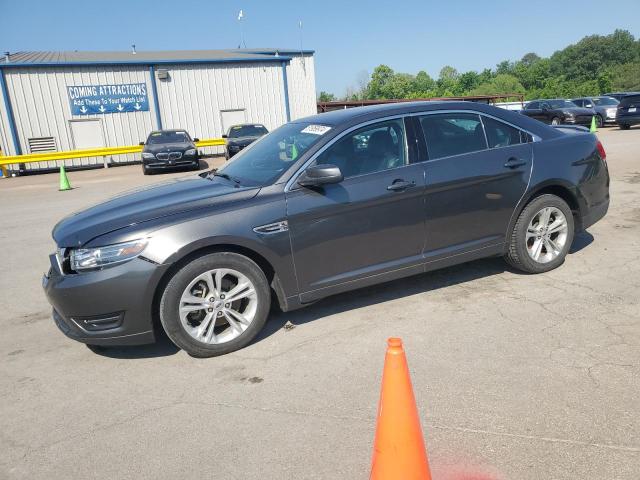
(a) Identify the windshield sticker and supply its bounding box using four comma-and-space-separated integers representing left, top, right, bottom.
301, 125, 331, 135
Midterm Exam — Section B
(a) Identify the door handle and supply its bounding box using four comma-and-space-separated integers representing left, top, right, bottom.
504, 157, 526, 169
387, 179, 415, 192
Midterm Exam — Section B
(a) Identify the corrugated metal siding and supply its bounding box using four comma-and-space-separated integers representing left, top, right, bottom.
286, 54, 317, 120
0, 80, 11, 157
4, 66, 157, 169
156, 62, 287, 155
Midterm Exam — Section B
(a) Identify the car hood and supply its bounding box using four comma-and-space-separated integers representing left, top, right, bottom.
144, 142, 194, 153
226, 136, 261, 146
53, 175, 259, 247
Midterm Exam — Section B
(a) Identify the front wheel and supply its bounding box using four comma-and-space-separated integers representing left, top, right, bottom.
620, 124, 631, 130
596, 115, 604, 128
505, 194, 575, 274
160, 252, 271, 357
551, 117, 561, 126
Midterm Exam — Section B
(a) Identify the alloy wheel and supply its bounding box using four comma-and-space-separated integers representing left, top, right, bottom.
179, 268, 258, 344
526, 207, 569, 263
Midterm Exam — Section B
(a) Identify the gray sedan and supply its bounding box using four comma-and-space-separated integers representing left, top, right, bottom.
571, 96, 619, 127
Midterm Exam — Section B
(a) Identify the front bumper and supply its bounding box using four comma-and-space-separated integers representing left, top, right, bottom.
42, 254, 169, 346
143, 156, 199, 170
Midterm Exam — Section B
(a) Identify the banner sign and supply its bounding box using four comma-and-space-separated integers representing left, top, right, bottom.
68, 83, 149, 115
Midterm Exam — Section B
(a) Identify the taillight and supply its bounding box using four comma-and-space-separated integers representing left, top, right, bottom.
596, 140, 607, 165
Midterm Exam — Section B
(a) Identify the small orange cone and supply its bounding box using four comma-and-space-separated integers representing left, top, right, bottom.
370, 338, 432, 480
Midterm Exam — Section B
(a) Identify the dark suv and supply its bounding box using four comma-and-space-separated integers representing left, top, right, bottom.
140, 129, 200, 175
43, 102, 609, 357
615, 94, 640, 130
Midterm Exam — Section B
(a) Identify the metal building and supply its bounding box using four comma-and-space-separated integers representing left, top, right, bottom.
0, 48, 316, 171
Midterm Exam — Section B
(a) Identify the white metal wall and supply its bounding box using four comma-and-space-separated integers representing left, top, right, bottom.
156, 61, 288, 155
3, 66, 157, 169
0, 77, 12, 158
286, 54, 317, 121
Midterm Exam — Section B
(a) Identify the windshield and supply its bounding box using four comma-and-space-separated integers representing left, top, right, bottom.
216, 122, 331, 187
593, 97, 619, 106
548, 100, 578, 109
147, 131, 190, 144
228, 124, 268, 138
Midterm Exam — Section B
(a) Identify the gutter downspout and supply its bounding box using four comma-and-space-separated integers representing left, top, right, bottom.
149, 65, 163, 130
281, 61, 291, 122
0, 67, 22, 156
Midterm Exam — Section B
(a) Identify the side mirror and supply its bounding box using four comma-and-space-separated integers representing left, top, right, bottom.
193, 137, 200, 142
139, 141, 145, 146
222, 134, 228, 139
297, 164, 343, 187
585, 104, 593, 108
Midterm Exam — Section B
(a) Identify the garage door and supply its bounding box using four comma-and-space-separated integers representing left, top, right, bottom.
220, 109, 246, 135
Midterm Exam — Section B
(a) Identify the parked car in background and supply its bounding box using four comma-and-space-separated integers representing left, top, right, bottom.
140, 130, 200, 175
615, 93, 640, 130
521, 99, 595, 126
603, 91, 640, 101
43, 101, 609, 357
223, 123, 269, 159
571, 96, 619, 127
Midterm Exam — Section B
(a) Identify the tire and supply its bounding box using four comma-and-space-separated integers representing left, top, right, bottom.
505, 194, 575, 274
551, 117, 561, 126
620, 124, 631, 130
596, 115, 604, 128
160, 252, 271, 357
142, 165, 152, 175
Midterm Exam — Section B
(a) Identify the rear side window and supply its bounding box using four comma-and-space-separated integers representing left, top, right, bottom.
621, 95, 640, 106
419, 113, 487, 160
482, 116, 526, 148
526, 101, 539, 109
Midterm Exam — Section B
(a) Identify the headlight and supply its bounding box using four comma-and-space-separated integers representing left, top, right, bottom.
142, 152, 155, 160
564, 112, 575, 118
70, 239, 148, 271
185, 148, 196, 156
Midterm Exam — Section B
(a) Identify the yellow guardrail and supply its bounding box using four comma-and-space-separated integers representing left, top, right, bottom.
0, 138, 226, 167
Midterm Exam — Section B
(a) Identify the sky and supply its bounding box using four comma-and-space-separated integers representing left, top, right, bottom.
1, 0, 640, 96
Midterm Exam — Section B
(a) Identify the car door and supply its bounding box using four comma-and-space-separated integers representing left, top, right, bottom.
285, 117, 426, 301
418, 112, 533, 261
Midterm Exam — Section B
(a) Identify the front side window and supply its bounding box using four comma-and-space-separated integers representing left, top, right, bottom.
313, 119, 406, 178
593, 97, 619, 106
572, 99, 584, 107
217, 122, 330, 186
526, 101, 539, 110
419, 113, 487, 160
482, 116, 525, 149
548, 100, 578, 109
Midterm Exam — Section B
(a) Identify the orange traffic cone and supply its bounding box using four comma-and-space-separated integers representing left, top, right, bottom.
370, 338, 432, 480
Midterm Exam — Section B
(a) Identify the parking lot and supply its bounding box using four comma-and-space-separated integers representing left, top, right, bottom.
0, 127, 639, 479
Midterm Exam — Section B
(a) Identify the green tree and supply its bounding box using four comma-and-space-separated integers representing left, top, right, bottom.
367, 65, 395, 98
470, 74, 525, 99
318, 91, 336, 102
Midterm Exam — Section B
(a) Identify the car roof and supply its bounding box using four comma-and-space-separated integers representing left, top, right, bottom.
293, 100, 526, 126
149, 129, 189, 135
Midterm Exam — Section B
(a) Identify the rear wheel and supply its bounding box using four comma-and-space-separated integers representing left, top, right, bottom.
551, 117, 561, 126
505, 194, 574, 274
160, 252, 270, 357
